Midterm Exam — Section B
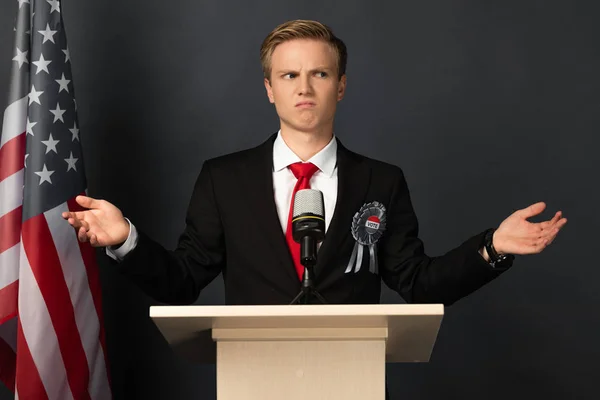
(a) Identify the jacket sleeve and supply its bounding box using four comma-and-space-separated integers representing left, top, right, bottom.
379, 167, 512, 305
114, 161, 225, 304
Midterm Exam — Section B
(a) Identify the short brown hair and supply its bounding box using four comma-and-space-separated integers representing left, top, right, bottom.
260, 19, 347, 81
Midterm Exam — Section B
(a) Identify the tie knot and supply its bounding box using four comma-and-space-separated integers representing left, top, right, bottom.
288, 162, 319, 180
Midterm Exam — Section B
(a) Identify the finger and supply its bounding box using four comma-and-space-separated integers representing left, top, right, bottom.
67, 217, 84, 229
550, 211, 562, 224
76, 195, 101, 210
90, 234, 98, 247
78, 226, 89, 242
67, 212, 91, 229
519, 202, 546, 219
544, 220, 567, 246
539, 212, 562, 229
532, 238, 547, 253
64, 210, 89, 222
549, 220, 567, 238
79, 219, 90, 231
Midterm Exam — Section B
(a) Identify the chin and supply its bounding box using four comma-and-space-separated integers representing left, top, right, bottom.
280, 113, 332, 134
295, 123, 322, 134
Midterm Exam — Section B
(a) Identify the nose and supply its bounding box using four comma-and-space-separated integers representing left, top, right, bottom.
297, 73, 313, 96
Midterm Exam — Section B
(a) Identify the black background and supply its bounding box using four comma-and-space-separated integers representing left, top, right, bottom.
1, 1, 598, 399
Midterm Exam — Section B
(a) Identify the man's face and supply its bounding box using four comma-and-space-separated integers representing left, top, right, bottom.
264, 39, 346, 134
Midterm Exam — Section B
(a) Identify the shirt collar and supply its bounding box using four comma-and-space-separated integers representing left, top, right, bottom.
272, 130, 337, 177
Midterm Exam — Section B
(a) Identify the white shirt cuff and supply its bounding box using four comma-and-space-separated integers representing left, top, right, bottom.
105, 218, 138, 261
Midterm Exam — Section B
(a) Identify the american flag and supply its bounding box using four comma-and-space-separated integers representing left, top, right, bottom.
0, 0, 111, 398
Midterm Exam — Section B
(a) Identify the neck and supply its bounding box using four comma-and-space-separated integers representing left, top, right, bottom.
279, 125, 334, 161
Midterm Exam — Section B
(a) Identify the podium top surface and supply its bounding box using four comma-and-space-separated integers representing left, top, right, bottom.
150, 304, 444, 363
150, 303, 442, 318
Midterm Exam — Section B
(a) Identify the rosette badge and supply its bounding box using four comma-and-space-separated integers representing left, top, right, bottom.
345, 201, 387, 275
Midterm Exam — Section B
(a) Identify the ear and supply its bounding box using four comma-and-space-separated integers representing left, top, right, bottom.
337, 74, 347, 101
264, 78, 275, 104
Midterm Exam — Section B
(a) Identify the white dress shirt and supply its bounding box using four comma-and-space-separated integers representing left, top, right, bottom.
107, 131, 338, 261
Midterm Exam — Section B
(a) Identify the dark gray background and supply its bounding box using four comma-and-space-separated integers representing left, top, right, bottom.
1, 0, 598, 399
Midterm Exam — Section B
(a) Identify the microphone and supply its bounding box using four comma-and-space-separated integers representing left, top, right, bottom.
292, 189, 325, 268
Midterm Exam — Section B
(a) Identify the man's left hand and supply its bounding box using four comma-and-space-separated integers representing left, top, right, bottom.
485, 202, 567, 259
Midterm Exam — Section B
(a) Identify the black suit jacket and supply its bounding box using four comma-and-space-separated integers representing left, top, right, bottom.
117, 133, 511, 305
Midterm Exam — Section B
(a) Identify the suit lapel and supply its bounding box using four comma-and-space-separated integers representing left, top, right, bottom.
242, 134, 300, 286
315, 140, 371, 276
240, 135, 371, 285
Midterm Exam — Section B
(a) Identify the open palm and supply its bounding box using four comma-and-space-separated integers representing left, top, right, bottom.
493, 202, 567, 255
62, 195, 130, 247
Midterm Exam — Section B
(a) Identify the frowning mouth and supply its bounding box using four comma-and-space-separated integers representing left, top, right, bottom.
295, 101, 316, 108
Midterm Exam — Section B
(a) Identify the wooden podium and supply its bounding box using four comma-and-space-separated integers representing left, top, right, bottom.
150, 304, 443, 400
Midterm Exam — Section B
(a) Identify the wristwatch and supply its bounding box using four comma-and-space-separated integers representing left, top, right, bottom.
483, 228, 514, 268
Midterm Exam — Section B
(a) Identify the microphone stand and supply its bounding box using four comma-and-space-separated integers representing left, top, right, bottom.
289, 236, 328, 305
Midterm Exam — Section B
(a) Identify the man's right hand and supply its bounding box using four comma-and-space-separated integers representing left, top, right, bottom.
62, 195, 130, 247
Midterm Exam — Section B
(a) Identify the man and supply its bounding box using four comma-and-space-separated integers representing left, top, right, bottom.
62, 20, 566, 306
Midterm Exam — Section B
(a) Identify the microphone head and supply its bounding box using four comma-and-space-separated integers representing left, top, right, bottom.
292, 189, 325, 244
293, 189, 324, 218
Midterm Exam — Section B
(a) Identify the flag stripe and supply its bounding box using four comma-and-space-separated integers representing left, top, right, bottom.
45, 202, 111, 400
0, 171, 24, 219
67, 197, 111, 385
22, 214, 90, 400
15, 318, 48, 400
0, 244, 19, 289
0, 206, 22, 254
0, 133, 26, 183
0, 280, 18, 325
18, 237, 74, 400
67, 193, 112, 399
0, 97, 27, 148
0, 335, 16, 391
79, 242, 111, 399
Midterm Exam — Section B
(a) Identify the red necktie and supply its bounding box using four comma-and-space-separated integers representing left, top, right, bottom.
286, 162, 319, 280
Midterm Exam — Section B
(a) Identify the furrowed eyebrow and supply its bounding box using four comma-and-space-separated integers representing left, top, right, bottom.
308, 67, 332, 73
275, 67, 333, 75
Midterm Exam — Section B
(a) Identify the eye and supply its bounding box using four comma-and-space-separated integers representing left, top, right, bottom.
283, 73, 296, 79
315, 71, 328, 78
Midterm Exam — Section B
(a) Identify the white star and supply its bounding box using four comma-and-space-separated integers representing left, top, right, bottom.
34, 164, 54, 185
56, 73, 70, 93
29, 85, 43, 106
69, 122, 80, 141
26, 118, 37, 136
64, 152, 78, 172
17, 0, 30, 9
46, 0, 60, 13
41, 133, 59, 154
38, 23, 57, 44
12, 47, 28, 69
62, 48, 70, 63
49, 103, 66, 123
32, 53, 51, 75
24, 154, 29, 168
